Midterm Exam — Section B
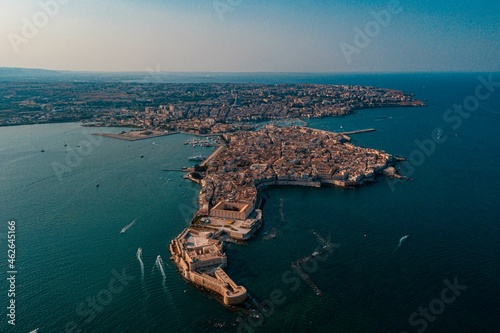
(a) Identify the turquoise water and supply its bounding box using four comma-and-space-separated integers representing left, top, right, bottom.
0, 74, 499, 332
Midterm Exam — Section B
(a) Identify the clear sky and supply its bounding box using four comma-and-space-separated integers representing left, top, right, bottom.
0, 0, 498, 72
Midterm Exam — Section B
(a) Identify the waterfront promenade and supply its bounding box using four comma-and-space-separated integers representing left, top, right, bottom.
199, 145, 224, 167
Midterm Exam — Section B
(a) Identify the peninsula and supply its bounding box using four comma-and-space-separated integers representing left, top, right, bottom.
169, 124, 407, 305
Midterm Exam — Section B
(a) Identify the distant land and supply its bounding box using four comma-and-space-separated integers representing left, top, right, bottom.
0, 68, 425, 133
2, 67, 370, 82
2, 67, 496, 82
0, 67, 159, 82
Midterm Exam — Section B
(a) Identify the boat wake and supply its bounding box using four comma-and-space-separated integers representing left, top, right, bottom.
154, 255, 176, 307
137, 247, 144, 282
137, 247, 150, 301
279, 198, 285, 222
120, 218, 139, 234
393, 235, 409, 255
155, 255, 170, 294
155, 255, 166, 280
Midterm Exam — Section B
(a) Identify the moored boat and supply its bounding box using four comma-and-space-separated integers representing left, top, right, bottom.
188, 155, 205, 161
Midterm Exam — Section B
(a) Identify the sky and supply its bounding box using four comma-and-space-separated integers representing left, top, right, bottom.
0, 0, 499, 73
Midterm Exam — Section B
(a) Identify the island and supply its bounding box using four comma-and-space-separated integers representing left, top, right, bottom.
169, 124, 408, 306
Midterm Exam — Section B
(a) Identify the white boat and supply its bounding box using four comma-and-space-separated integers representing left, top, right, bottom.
188, 155, 205, 161
29, 329, 39, 333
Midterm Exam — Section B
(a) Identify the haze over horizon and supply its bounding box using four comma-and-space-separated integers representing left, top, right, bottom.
1, 0, 499, 73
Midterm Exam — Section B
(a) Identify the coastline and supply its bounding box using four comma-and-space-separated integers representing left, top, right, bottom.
199, 145, 225, 167
93, 130, 179, 141
168, 125, 407, 307
2, 73, 498, 332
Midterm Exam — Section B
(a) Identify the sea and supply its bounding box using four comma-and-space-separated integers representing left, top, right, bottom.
0, 73, 499, 333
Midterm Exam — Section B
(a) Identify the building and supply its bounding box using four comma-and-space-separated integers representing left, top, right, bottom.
210, 201, 254, 220
169, 228, 248, 305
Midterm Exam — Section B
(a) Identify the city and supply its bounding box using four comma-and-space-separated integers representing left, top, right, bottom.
169, 124, 409, 306
1, 0, 498, 331
0, 81, 424, 134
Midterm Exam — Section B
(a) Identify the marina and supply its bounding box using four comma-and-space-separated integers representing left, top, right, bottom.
184, 138, 220, 147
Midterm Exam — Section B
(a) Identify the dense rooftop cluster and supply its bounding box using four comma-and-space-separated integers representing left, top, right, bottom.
198, 125, 396, 215
0, 82, 423, 130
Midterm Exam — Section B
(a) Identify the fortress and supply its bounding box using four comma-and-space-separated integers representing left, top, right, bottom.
169, 228, 249, 305
169, 125, 407, 306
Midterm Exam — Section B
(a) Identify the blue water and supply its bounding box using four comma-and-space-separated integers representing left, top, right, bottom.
0, 73, 499, 333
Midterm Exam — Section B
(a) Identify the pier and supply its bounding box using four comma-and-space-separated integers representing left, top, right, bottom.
340, 128, 376, 135
199, 145, 224, 167
290, 230, 340, 297
291, 259, 324, 296
302, 126, 376, 139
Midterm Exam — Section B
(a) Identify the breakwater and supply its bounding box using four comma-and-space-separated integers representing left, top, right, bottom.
340, 128, 376, 135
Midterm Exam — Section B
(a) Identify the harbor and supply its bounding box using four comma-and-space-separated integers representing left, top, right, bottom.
184, 137, 221, 147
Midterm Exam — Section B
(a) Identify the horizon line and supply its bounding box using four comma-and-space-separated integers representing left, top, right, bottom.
1, 66, 499, 76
